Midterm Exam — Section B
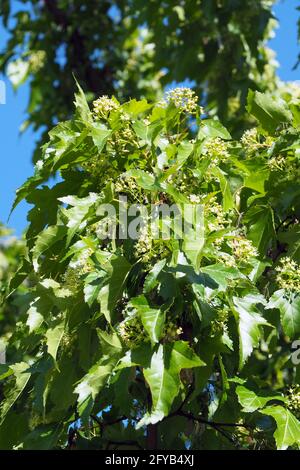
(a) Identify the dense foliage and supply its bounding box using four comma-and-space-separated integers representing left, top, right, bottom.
0, 0, 279, 158
0, 84, 299, 449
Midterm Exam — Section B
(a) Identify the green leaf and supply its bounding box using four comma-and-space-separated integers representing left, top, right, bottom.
0, 411, 29, 449
198, 119, 231, 140
245, 205, 275, 255
137, 341, 205, 428
83, 272, 106, 307
74, 78, 92, 122
212, 167, 234, 211
236, 385, 286, 413
201, 264, 242, 291
130, 295, 165, 345
45, 320, 65, 362
90, 123, 111, 152
233, 295, 268, 369
74, 356, 120, 422
122, 99, 151, 116
143, 259, 166, 293
96, 329, 123, 357
23, 424, 63, 450
0, 365, 13, 381
261, 406, 300, 450
125, 170, 160, 191
98, 255, 131, 323
32, 225, 66, 271
244, 170, 269, 194
247, 90, 292, 135
59, 193, 99, 245
266, 290, 300, 339
26, 304, 44, 333
0, 362, 31, 422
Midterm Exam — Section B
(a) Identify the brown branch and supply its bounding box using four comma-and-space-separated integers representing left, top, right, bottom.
177, 410, 252, 429
176, 411, 242, 448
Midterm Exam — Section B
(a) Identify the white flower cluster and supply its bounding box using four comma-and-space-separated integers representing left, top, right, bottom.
229, 236, 258, 263
241, 128, 273, 154
115, 176, 139, 195
268, 155, 285, 170
241, 129, 261, 151
135, 223, 152, 262
189, 194, 201, 204
161, 87, 200, 114
206, 197, 227, 232
204, 137, 230, 166
287, 386, 300, 418
93, 95, 119, 119
275, 257, 300, 291
218, 251, 236, 268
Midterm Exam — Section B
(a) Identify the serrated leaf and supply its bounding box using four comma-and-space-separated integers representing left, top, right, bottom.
45, 321, 65, 362
236, 385, 286, 413
26, 305, 44, 333
83, 272, 106, 307
130, 295, 165, 345
266, 290, 300, 339
98, 255, 131, 323
201, 264, 242, 291
247, 90, 293, 135
233, 295, 269, 369
0, 362, 31, 423
143, 258, 166, 293
261, 406, 300, 450
32, 225, 66, 271
198, 119, 231, 140
74, 79, 92, 122
245, 205, 275, 255
136, 341, 205, 428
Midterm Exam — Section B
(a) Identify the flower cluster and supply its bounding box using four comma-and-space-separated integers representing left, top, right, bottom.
93, 95, 120, 119
275, 257, 300, 291
134, 223, 152, 262
118, 315, 149, 348
241, 129, 261, 152
229, 235, 258, 263
204, 137, 230, 166
189, 194, 201, 204
241, 128, 273, 154
115, 175, 139, 196
267, 155, 285, 170
211, 307, 229, 336
287, 386, 300, 419
63, 248, 93, 292
162, 87, 200, 114
107, 127, 136, 155
205, 197, 227, 232
217, 251, 236, 268
162, 320, 183, 343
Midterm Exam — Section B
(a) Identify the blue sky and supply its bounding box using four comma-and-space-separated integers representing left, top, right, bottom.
0, 0, 299, 236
